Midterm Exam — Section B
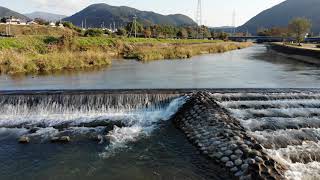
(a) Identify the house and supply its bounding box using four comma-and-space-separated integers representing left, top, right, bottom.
27, 20, 38, 25
49, 22, 56, 27
4, 17, 21, 24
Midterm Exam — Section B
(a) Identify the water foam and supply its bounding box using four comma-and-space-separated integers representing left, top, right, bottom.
100, 96, 187, 158
216, 92, 320, 180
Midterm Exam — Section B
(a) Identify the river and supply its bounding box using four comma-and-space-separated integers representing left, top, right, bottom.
1, 44, 320, 180
1, 44, 320, 90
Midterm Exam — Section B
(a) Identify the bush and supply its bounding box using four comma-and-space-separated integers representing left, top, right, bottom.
316, 44, 320, 48
0, 49, 111, 75
84, 29, 104, 37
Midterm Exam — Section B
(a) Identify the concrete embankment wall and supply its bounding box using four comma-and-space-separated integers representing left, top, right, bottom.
268, 43, 320, 65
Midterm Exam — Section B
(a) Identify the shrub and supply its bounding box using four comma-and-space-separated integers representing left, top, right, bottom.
84, 29, 104, 37
316, 44, 320, 48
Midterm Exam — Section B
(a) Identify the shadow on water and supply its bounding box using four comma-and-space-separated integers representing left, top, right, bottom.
0, 121, 232, 180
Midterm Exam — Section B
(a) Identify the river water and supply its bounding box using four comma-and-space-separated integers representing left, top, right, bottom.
1, 45, 320, 180
1, 44, 320, 90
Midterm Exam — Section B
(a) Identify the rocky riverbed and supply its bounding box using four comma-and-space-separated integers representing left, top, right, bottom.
172, 91, 287, 179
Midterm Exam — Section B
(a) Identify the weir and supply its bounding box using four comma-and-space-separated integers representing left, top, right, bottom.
1, 89, 320, 179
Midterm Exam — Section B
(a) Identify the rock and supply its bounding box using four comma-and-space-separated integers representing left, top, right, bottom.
235, 159, 243, 166
241, 164, 249, 171
226, 161, 234, 168
230, 154, 238, 160
220, 147, 228, 151
235, 149, 243, 156
224, 150, 233, 156
235, 171, 244, 177
229, 144, 238, 150
253, 144, 263, 150
214, 152, 224, 159
221, 156, 230, 163
18, 136, 30, 144
51, 136, 71, 143
248, 159, 256, 165
255, 156, 264, 163
230, 167, 238, 172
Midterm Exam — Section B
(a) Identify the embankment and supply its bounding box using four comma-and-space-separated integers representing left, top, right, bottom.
268, 43, 320, 65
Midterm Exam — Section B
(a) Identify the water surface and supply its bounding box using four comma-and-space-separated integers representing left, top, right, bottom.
1, 44, 320, 90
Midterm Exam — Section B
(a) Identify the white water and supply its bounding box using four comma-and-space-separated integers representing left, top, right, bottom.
100, 96, 187, 158
216, 92, 320, 180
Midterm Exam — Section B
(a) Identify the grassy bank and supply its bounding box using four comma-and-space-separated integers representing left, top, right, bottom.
0, 50, 111, 75
124, 42, 252, 61
0, 35, 252, 75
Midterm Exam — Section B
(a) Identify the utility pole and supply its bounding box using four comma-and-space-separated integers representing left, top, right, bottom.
84, 18, 87, 29
8, 19, 11, 36
232, 9, 236, 35
196, 0, 203, 39
133, 15, 137, 38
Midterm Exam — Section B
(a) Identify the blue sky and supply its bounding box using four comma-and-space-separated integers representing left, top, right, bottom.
0, 0, 286, 26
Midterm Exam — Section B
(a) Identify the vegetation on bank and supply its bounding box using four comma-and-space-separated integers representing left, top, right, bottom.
0, 23, 252, 75
0, 50, 111, 75
124, 42, 252, 61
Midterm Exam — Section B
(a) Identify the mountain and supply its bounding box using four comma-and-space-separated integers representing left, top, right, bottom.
238, 0, 320, 35
25, 11, 67, 22
0, 6, 30, 20
63, 3, 196, 28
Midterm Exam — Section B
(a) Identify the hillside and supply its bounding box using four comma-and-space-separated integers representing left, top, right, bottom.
0, 6, 29, 20
238, 0, 320, 35
63, 3, 196, 28
25, 11, 67, 22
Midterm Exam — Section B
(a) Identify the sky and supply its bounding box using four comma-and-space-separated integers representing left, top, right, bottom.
0, 0, 286, 27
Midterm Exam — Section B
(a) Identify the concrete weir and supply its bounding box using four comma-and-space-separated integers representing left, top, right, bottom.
3, 89, 320, 179
172, 91, 287, 180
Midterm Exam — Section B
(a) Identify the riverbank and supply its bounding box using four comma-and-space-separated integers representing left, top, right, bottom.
0, 35, 252, 75
268, 42, 320, 65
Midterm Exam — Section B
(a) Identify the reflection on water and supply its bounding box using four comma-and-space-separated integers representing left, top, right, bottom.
1, 44, 320, 90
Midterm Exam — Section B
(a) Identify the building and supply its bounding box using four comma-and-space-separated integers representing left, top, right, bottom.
49, 22, 56, 27
4, 17, 21, 24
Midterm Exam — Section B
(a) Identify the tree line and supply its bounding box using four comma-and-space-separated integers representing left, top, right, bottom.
257, 17, 312, 45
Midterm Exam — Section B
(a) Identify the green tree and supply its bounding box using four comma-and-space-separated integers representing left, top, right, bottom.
288, 17, 312, 45
177, 28, 188, 39
116, 28, 127, 36
144, 27, 152, 38
84, 28, 104, 37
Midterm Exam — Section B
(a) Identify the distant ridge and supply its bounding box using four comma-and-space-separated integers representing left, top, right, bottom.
238, 0, 320, 35
25, 11, 67, 22
63, 3, 196, 28
0, 6, 30, 20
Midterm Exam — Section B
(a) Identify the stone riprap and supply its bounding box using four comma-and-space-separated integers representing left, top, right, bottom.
172, 92, 287, 180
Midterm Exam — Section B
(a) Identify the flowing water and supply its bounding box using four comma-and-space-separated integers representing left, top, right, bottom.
0, 92, 232, 180
2, 45, 320, 179
215, 91, 320, 180
2, 45, 320, 90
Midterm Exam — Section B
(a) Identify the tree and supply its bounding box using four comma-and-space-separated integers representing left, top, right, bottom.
34, 18, 48, 25
84, 28, 104, 37
177, 28, 188, 39
144, 27, 152, 38
217, 32, 229, 41
288, 17, 312, 45
116, 28, 127, 36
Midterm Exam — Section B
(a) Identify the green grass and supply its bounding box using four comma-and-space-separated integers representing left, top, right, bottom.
124, 42, 252, 61
0, 35, 252, 75
0, 49, 111, 75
